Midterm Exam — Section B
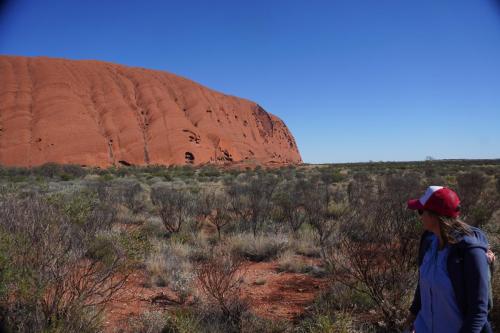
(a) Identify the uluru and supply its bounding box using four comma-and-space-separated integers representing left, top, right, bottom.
0, 55, 301, 167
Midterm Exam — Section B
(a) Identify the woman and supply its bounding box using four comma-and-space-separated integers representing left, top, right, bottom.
406, 186, 494, 333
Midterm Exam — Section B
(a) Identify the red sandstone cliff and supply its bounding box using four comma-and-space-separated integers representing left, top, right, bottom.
0, 56, 302, 167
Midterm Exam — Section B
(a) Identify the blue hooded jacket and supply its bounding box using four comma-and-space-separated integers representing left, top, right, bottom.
410, 227, 492, 333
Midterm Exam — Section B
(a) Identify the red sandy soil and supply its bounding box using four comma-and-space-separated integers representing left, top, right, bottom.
0, 55, 301, 167
241, 259, 327, 321
104, 257, 327, 332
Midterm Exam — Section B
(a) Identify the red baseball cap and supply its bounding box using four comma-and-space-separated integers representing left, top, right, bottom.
407, 186, 461, 218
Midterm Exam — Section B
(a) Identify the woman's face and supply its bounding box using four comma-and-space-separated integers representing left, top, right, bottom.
419, 209, 440, 233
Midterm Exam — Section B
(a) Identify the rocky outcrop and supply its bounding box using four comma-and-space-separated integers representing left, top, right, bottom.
0, 56, 301, 167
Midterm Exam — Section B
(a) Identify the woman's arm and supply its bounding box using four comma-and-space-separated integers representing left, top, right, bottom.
409, 231, 433, 317
459, 247, 490, 333
408, 231, 432, 319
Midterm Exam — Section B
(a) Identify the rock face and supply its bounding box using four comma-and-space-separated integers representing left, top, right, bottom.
0, 56, 302, 167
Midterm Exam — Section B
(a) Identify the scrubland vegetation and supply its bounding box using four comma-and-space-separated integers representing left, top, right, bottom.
0, 160, 499, 332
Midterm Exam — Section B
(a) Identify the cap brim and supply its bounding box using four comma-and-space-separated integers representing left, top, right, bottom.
407, 199, 424, 210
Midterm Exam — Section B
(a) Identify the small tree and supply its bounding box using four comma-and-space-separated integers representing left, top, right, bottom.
272, 179, 308, 233
151, 186, 196, 234
227, 172, 278, 236
457, 171, 487, 212
114, 179, 147, 214
197, 189, 232, 240
321, 182, 421, 331
195, 249, 247, 329
301, 176, 341, 251
455, 171, 498, 227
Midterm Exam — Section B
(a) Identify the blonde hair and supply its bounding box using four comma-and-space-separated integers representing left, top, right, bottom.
437, 215, 472, 245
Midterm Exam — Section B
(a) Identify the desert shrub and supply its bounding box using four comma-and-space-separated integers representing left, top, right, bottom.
30, 162, 86, 180
151, 185, 197, 234
61, 164, 87, 179
422, 160, 437, 177
146, 241, 194, 302
128, 309, 202, 333
198, 165, 221, 179
318, 166, 346, 184
321, 182, 421, 331
141, 216, 167, 239
44, 189, 117, 241
456, 171, 497, 227
226, 172, 279, 236
382, 173, 422, 204
297, 312, 357, 333
346, 173, 378, 206
140, 164, 170, 178
457, 171, 487, 211
496, 174, 500, 195
276, 250, 313, 274
49, 189, 95, 223
0, 194, 129, 332
0, 183, 22, 201
167, 165, 196, 179
98, 171, 115, 181
31, 162, 62, 178
457, 171, 487, 204
163, 309, 203, 333
229, 233, 288, 262
0, 166, 31, 182
87, 234, 120, 265
195, 248, 248, 331
118, 228, 153, 263
128, 309, 203, 333
296, 284, 377, 333
146, 245, 169, 287
128, 310, 170, 333
239, 313, 291, 333
291, 225, 321, 258
185, 235, 213, 263
197, 189, 233, 240
272, 179, 309, 233
301, 179, 341, 252
120, 179, 149, 214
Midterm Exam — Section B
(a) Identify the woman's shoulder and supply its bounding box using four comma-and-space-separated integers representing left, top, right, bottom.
453, 226, 489, 251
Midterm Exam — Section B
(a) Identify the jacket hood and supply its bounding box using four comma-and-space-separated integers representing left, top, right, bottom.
454, 226, 489, 251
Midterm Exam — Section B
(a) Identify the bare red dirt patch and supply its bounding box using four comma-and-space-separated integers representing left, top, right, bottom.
103, 257, 327, 332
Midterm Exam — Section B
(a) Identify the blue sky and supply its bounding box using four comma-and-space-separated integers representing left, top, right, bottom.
1, 0, 500, 163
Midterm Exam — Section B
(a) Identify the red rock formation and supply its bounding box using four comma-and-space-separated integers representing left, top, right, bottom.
0, 56, 301, 167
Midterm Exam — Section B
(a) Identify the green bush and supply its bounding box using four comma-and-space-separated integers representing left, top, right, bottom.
164, 309, 203, 333
198, 165, 221, 179
119, 229, 153, 263
61, 164, 87, 178
86, 235, 121, 266
0, 194, 128, 332
151, 185, 197, 234
31, 162, 61, 178
0, 166, 30, 180
296, 284, 376, 333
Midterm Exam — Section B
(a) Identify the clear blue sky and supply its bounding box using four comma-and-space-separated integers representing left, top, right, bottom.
1, 0, 500, 163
